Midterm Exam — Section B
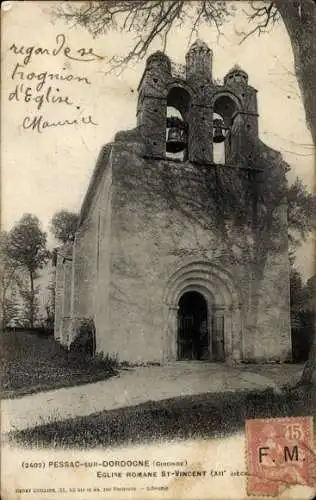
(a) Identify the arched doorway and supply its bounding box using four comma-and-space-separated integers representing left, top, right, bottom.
164, 261, 242, 363
177, 291, 209, 360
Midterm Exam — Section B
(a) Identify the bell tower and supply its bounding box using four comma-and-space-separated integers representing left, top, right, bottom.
137, 51, 171, 158
222, 65, 259, 163
61, 40, 291, 365
136, 41, 259, 166
185, 39, 212, 79
185, 40, 214, 164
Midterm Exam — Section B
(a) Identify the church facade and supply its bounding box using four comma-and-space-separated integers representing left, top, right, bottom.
54, 41, 292, 364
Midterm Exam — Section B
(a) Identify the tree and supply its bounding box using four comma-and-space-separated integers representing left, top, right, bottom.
287, 177, 315, 252
18, 283, 40, 328
50, 210, 79, 244
44, 267, 57, 332
273, 0, 316, 145
300, 274, 316, 383
55, 0, 316, 381
7, 214, 50, 328
289, 266, 314, 362
56, 0, 316, 144
49, 209, 79, 331
0, 232, 20, 329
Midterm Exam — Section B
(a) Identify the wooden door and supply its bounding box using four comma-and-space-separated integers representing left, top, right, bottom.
177, 314, 194, 359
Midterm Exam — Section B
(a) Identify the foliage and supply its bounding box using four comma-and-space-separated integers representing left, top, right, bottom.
55, 1, 235, 66
69, 317, 96, 357
287, 177, 315, 249
7, 214, 50, 328
0, 232, 20, 329
94, 352, 120, 370
7, 214, 50, 273
37, 268, 57, 332
0, 296, 20, 330
50, 210, 79, 244
55, 1, 316, 145
45, 284, 56, 331
301, 274, 316, 383
290, 267, 314, 362
18, 286, 40, 328
290, 267, 307, 318
0, 330, 116, 397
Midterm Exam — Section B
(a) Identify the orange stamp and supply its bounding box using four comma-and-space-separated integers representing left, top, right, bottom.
246, 417, 315, 497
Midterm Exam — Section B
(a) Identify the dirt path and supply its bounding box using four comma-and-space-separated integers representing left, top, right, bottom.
1, 362, 302, 434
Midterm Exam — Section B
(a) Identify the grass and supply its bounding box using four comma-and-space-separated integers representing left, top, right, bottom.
0, 330, 118, 398
8, 385, 314, 449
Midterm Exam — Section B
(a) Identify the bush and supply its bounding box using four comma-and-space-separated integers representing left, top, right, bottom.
3, 326, 53, 337
69, 318, 96, 358
95, 352, 119, 371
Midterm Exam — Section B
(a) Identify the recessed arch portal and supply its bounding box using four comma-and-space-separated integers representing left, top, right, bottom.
164, 261, 242, 362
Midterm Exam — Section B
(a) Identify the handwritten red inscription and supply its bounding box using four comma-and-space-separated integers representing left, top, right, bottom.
246, 417, 315, 497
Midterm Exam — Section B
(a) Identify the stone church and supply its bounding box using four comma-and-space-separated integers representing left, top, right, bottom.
54, 41, 292, 364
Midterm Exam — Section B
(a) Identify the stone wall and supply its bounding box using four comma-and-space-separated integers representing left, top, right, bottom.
68, 158, 112, 347
54, 254, 64, 342
92, 141, 290, 362
58, 135, 291, 363
54, 246, 73, 345
250, 202, 292, 361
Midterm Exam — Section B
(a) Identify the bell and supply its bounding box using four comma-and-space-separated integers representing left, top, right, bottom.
213, 118, 226, 143
166, 127, 186, 153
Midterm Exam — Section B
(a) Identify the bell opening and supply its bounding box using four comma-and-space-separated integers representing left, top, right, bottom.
166, 119, 187, 153
166, 87, 191, 161
166, 106, 188, 161
213, 95, 238, 165
213, 113, 226, 164
213, 118, 226, 143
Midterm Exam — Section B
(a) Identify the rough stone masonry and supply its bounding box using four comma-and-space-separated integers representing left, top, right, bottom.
54, 40, 291, 364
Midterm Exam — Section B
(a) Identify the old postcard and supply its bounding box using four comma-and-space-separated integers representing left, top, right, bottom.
1, 1, 315, 499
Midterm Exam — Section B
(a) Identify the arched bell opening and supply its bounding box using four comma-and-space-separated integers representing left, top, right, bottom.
213, 94, 240, 165
213, 112, 226, 164
177, 291, 209, 360
166, 86, 191, 161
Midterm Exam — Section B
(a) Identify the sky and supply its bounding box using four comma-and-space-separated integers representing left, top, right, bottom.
1, 1, 314, 279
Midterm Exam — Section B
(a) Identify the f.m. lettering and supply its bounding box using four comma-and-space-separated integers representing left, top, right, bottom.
258, 445, 300, 464
258, 447, 270, 463
284, 446, 299, 462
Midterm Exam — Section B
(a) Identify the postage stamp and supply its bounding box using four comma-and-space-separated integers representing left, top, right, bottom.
246, 417, 315, 496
